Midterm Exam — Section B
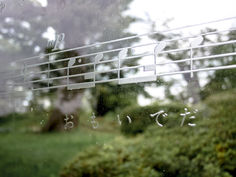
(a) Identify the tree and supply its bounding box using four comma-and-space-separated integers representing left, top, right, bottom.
201, 30, 236, 99
92, 83, 150, 116
148, 20, 228, 104
1, 0, 143, 130
1, 0, 151, 131
33, 0, 150, 119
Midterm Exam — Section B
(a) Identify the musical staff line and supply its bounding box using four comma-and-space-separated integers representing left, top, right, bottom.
2, 62, 236, 96
12, 51, 236, 87
3, 27, 235, 81
11, 28, 236, 69
29, 64, 236, 91
1, 16, 236, 95
7, 38, 236, 81
12, 16, 236, 63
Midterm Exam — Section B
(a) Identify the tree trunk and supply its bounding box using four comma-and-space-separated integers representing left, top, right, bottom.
178, 63, 201, 104
42, 88, 83, 132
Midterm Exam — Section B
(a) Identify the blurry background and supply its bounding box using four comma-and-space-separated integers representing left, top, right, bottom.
0, 0, 236, 177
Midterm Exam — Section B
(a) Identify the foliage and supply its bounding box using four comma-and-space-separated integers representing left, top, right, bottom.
149, 26, 236, 104
0, 112, 22, 124
1, 0, 147, 120
201, 64, 236, 99
201, 30, 236, 99
0, 0, 136, 58
0, 113, 115, 177
60, 90, 236, 177
93, 83, 150, 116
201, 31, 236, 99
120, 102, 187, 136
149, 25, 206, 104
0, 111, 47, 132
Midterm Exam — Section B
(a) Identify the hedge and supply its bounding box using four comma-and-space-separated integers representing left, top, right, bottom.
60, 90, 236, 177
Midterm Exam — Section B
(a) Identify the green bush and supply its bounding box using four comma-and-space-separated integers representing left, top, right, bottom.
60, 91, 236, 177
120, 102, 187, 136
0, 113, 25, 124
0, 111, 49, 133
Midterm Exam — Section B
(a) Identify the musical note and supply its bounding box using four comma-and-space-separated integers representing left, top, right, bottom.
83, 53, 103, 81
118, 44, 162, 85
54, 33, 65, 51
153, 41, 167, 75
67, 57, 76, 90
47, 40, 53, 48
93, 53, 103, 81
67, 53, 103, 90
190, 36, 203, 77
118, 48, 128, 81
47, 33, 65, 51
68, 58, 75, 68
119, 41, 167, 85
5, 17, 236, 92
131, 41, 166, 84
95, 53, 103, 63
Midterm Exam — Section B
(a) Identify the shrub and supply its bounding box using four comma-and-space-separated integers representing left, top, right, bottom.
61, 91, 236, 177
120, 102, 187, 135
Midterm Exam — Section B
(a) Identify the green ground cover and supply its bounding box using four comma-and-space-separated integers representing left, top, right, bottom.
0, 115, 116, 177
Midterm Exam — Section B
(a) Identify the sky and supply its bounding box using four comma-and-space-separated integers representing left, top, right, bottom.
126, 0, 236, 33
14, 0, 236, 106
2, 0, 236, 109
125, 0, 236, 105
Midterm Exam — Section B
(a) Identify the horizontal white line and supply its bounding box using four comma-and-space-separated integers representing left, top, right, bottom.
67, 82, 95, 90
7, 39, 236, 81
30, 64, 236, 91
118, 75, 156, 85
2, 63, 235, 94
25, 28, 236, 68
157, 64, 236, 76
3, 28, 235, 79
13, 16, 236, 63
12, 52, 236, 86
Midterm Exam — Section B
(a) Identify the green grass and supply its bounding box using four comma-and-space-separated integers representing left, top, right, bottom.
0, 114, 116, 177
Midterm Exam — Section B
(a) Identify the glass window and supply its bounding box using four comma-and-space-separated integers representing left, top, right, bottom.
0, 1, 236, 177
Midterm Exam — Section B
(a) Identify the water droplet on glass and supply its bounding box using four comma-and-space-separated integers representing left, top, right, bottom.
40, 120, 45, 126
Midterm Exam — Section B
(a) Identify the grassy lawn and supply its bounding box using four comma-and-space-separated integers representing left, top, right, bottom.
0, 114, 117, 177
